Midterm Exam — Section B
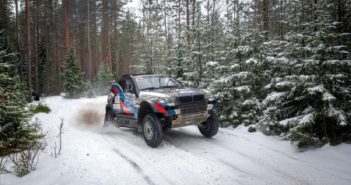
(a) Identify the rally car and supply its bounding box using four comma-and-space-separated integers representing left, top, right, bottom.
104, 74, 219, 147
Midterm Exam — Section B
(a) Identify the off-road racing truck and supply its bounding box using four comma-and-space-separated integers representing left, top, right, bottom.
104, 74, 219, 147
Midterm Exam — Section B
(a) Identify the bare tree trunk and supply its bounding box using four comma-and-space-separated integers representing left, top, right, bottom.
15, 0, 19, 51
186, 0, 190, 45
15, 0, 22, 81
163, 0, 169, 67
44, 1, 49, 94
211, 0, 216, 61
87, 0, 92, 79
64, 0, 70, 54
34, 0, 39, 93
206, 0, 210, 63
54, 0, 60, 93
112, 0, 119, 75
178, 0, 181, 39
197, 4, 202, 82
102, 0, 111, 70
262, 0, 269, 40
234, 0, 240, 39
25, 0, 32, 100
192, 0, 196, 31
279, 0, 283, 39
92, 1, 98, 76
1, 0, 7, 29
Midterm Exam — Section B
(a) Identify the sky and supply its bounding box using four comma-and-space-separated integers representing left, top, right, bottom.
124, 0, 230, 20
125, 0, 143, 17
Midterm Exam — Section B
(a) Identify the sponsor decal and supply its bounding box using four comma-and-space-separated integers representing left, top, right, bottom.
154, 101, 168, 116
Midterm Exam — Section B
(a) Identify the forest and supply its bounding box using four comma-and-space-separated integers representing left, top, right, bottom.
1, 0, 351, 175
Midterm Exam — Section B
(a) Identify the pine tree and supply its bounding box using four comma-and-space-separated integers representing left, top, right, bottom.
0, 30, 43, 156
63, 49, 83, 98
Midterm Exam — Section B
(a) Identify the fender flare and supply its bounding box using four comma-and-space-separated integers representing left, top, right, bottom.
138, 100, 168, 122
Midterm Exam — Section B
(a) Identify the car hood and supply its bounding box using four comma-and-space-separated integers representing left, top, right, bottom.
139, 88, 207, 99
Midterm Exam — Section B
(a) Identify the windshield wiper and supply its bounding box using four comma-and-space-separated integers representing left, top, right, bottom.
160, 85, 178, 89
141, 86, 159, 90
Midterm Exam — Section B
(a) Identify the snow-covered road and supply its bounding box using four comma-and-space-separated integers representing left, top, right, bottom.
1, 96, 351, 185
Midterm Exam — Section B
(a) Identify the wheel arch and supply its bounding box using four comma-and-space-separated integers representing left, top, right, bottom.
138, 101, 165, 124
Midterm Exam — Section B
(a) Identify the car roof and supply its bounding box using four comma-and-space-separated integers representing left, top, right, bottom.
121, 74, 168, 79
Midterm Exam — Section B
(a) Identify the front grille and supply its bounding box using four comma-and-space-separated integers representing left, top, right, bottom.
178, 95, 207, 114
178, 94, 205, 103
193, 94, 204, 101
179, 96, 193, 103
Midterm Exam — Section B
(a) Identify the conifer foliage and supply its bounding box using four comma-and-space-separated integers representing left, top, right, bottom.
166, 0, 351, 147
0, 30, 43, 156
63, 49, 83, 98
96, 62, 114, 94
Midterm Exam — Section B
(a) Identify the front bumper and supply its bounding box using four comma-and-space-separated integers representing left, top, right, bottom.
171, 111, 209, 128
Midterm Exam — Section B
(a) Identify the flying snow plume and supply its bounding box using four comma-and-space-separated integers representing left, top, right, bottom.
76, 105, 104, 127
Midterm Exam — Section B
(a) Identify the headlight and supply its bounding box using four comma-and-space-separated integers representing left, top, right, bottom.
207, 104, 214, 110
208, 97, 216, 104
157, 96, 176, 105
202, 89, 216, 103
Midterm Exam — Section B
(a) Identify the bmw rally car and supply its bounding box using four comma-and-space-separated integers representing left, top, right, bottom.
104, 74, 219, 147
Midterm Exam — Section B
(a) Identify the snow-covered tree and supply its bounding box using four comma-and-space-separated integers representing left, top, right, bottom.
211, 30, 266, 127
259, 0, 351, 147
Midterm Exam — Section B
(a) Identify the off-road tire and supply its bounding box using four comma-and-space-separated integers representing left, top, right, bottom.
198, 113, 219, 138
142, 114, 163, 147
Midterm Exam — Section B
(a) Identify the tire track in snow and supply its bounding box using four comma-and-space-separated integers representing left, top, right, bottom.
113, 148, 156, 185
218, 159, 253, 177
219, 130, 351, 183
220, 129, 300, 161
161, 139, 248, 185
98, 132, 156, 185
210, 139, 312, 185
101, 133, 177, 185
256, 144, 351, 182
164, 130, 309, 185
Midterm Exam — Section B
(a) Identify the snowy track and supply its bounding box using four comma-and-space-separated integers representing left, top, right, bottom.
1, 96, 351, 185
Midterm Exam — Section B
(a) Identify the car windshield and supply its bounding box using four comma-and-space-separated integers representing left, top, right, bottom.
135, 76, 182, 90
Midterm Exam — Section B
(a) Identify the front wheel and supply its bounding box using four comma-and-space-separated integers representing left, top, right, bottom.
142, 114, 163, 147
198, 113, 219, 138
104, 109, 114, 127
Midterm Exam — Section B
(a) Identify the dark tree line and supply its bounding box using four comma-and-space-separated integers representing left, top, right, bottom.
0, 0, 133, 96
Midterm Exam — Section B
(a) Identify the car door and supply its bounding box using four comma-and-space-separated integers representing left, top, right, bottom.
120, 78, 138, 118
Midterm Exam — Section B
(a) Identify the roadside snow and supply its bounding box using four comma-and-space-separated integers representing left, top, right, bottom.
1, 96, 350, 185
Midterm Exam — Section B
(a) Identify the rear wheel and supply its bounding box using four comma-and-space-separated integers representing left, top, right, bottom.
142, 114, 163, 147
198, 113, 219, 138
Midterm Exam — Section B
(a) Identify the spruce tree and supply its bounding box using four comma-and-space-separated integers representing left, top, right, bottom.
259, 0, 351, 147
0, 30, 43, 156
211, 31, 266, 126
63, 49, 83, 98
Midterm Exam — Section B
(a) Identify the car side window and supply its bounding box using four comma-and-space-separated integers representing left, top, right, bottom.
124, 79, 135, 94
